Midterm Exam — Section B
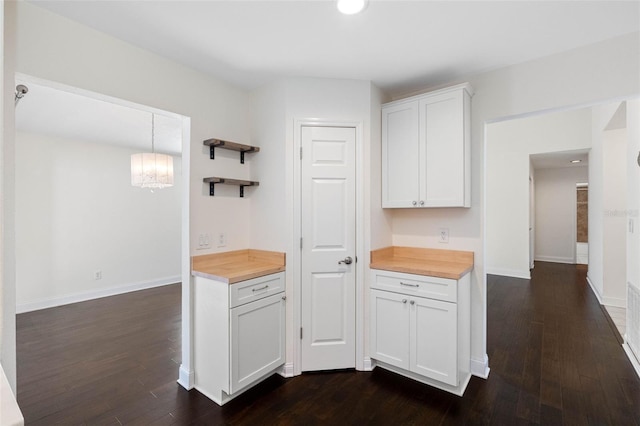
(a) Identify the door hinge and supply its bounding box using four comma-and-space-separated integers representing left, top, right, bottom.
300, 327, 303, 340
300, 147, 303, 160
300, 238, 303, 249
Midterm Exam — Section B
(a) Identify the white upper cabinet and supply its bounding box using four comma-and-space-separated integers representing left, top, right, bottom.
382, 83, 472, 208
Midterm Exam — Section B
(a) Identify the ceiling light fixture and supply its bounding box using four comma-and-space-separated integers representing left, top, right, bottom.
131, 113, 174, 190
337, 0, 367, 15
570, 159, 582, 163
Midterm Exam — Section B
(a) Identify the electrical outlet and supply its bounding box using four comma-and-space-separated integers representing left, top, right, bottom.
439, 228, 449, 244
217, 232, 227, 247
94, 270, 102, 280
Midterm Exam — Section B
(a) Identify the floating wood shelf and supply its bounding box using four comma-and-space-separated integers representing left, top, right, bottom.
203, 177, 259, 197
203, 139, 260, 164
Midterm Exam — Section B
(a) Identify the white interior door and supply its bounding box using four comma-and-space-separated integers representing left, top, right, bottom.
301, 126, 356, 371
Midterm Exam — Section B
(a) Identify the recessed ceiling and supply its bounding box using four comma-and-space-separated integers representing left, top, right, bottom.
28, 0, 640, 97
15, 81, 183, 155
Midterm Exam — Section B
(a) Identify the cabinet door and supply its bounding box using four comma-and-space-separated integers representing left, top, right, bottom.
230, 292, 285, 394
419, 90, 466, 207
370, 289, 410, 369
410, 296, 458, 386
382, 101, 420, 208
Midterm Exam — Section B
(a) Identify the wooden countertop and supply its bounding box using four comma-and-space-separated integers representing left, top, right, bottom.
192, 249, 285, 284
370, 246, 474, 280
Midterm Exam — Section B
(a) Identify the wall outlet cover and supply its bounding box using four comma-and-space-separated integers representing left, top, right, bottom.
439, 228, 450, 243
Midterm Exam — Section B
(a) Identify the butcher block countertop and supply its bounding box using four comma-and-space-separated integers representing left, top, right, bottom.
192, 249, 285, 284
370, 246, 474, 280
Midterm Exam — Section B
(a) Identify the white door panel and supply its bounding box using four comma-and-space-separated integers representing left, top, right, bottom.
301, 126, 356, 371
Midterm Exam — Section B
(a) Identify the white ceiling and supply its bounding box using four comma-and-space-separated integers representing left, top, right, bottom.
15, 81, 183, 155
16, 1, 639, 152
530, 150, 589, 170
28, 0, 640, 97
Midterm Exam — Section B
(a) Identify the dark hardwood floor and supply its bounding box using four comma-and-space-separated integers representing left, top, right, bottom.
17, 262, 640, 425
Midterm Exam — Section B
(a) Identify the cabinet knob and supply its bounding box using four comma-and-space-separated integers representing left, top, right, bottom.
402, 299, 407, 304
419, 200, 425, 206
281, 295, 287, 301
410, 300, 415, 305
412, 201, 417, 206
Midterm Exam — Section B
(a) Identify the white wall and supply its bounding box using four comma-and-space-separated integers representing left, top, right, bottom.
15, 132, 181, 312
15, 2, 252, 389
627, 100, 640, 293
486, 109, 592, 278
589, 102, 626, 302
626, 99, 640, 366
534, 166, 588, 264
602, 128, 628, 307
1, 1, 18, 392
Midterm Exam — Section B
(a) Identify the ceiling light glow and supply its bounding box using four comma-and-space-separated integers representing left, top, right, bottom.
337, 0, 367, 15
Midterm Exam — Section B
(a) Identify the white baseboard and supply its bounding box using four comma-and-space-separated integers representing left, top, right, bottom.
177, 364, 194, 390
362, 357, 375, 372
16, 276, 181, 313
603, 296, 626, 308
586, 276, 604, 305
470, 354, 490, 379
622, 342, 640, 379
278, 363, 295, 378
534, 255, 574, 264
485, 267, 530, 280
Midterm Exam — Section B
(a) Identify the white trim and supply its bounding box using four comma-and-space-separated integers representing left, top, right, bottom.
0, 364, 24, 426
470, 354, 490, 379
292, 119, 365, 376
534, 255, 575, 264
603, 296, 627, 308
16, 276, 180, 314
278, 363, 295, 378
179, 115, 193, 390
177, 365, 194, 390
362, 357, 375, 372
586, 276, 604, 304
485, 267, 531, 280
622, 342, 640, 379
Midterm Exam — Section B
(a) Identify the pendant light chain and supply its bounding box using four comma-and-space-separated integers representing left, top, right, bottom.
151, 113, 155, 154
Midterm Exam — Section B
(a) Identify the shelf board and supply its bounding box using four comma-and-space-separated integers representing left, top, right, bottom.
203, 139, 260, 163
203, 177, 259, 197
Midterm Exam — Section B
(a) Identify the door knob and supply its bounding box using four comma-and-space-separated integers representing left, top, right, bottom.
338, 256, 353, 265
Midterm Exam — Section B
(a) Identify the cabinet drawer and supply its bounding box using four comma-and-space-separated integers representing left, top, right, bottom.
230, 272, 285, 308
371, 269, 456, 303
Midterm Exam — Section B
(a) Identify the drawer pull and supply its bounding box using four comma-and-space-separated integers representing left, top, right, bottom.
252, 285, 269, 292
400, 282, 419, 288
402, 299, 407, 304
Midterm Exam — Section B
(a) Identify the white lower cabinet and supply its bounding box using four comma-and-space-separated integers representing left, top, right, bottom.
194, 272, 285, 405
370, 269, 470, 395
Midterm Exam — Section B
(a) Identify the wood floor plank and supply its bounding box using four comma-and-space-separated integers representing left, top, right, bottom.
16, 263, 640, 425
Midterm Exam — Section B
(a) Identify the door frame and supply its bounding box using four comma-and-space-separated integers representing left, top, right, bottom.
292, 119, 365, 376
